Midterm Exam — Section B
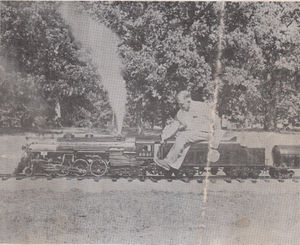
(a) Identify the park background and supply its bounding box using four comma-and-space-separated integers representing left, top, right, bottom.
0, 2, 299, 133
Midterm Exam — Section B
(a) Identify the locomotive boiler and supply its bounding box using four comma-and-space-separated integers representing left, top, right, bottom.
16, 133, 296, 180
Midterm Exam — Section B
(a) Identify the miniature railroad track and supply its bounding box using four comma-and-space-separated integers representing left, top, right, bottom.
1, 173, 299, 183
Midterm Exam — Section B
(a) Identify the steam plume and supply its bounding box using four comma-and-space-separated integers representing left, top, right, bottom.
59, 4, 126, 134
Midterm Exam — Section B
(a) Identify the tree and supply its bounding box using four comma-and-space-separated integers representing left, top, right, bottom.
0, 1, 112, 127
80, 2, 300, 130
220, 2, 300, 129
0, 66, 47, 127
87, 2, 218, 130
1, 2, 298, 130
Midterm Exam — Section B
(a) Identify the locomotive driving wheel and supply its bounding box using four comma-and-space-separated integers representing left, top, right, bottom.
24, 166, 33, 177
72, 159, 89, 176
90, 158, 108, 177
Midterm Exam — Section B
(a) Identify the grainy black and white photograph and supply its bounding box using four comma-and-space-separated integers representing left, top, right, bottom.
0, 1, 299, 244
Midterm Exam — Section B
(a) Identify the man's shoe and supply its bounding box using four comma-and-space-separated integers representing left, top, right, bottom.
154, 159, 171, 171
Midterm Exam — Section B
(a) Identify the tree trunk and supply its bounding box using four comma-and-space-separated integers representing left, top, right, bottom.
263, 119, 269, 131
137, 116, 144, 135
161, 102, 167, 129
151, 118, 155, 129
20, 112, 34, 128
136, 102, 144, 135
263, 103, 271, 131
161, 116, 167, 129
273, 110, 278, 131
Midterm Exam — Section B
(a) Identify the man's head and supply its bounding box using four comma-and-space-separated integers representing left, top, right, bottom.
176, 90, 191, 111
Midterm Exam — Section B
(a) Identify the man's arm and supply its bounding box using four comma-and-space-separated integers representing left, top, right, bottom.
175, 112, 187, 131
160, 110, 186, 143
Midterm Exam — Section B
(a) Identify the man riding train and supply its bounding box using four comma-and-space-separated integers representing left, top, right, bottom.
154, 90, 225, 173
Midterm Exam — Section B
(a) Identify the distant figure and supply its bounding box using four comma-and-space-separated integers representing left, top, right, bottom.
155, 90, 224, 171
53, 99, 62, 127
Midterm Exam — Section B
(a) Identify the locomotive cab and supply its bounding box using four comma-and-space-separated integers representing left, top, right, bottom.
135, 135, 160, 159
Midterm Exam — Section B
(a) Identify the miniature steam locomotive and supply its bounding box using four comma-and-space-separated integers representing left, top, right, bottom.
16, 133, 298, 179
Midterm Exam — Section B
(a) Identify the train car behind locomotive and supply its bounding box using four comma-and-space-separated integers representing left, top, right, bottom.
272, 145, 300, 168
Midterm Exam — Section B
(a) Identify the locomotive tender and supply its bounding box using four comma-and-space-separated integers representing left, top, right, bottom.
16, 133, 297, 179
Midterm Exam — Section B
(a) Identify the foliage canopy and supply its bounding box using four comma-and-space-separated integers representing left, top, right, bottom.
0, 1, 112, 128
0, 2, 299, 130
